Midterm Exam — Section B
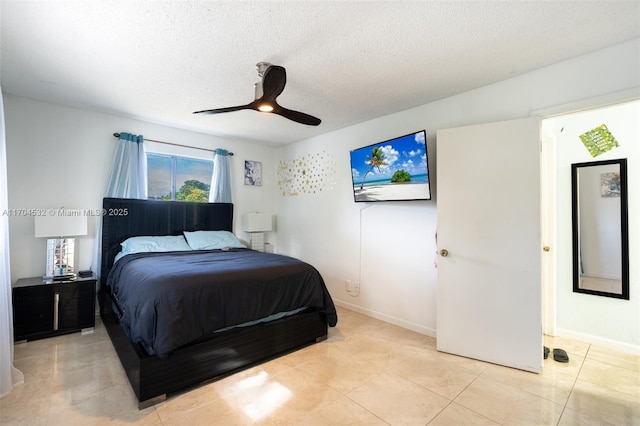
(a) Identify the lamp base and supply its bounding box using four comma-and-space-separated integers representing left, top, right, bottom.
248, 232, 265, 251
43, 273, 76, 281
45, 238, 77, 281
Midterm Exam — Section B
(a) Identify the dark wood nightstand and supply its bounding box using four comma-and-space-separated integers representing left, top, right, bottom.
12, 275, 96, 342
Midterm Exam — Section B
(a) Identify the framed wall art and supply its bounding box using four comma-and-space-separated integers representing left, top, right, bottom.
244, 160, 262, 186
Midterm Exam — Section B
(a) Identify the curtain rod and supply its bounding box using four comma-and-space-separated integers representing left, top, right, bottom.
112, 133, 233, 156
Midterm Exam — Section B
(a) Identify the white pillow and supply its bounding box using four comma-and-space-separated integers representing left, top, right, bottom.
183, 230, 246, 250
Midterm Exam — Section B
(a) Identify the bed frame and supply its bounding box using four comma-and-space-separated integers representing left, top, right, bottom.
99, 197, 328, 409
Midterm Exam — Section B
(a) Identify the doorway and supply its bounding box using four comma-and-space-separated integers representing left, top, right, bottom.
541, 99, 639, 352
435, 98, 638, 372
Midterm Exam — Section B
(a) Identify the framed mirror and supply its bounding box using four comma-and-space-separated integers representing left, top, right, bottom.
571, 158, 629, 299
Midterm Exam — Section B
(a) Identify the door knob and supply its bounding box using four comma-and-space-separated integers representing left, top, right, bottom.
439, 249, 449, 257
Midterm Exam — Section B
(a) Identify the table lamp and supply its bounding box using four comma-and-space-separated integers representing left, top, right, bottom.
242, 213, 273, 251
35, 212, 87, 280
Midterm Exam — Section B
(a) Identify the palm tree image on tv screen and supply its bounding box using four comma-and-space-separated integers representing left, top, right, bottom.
350, 130, 431, 202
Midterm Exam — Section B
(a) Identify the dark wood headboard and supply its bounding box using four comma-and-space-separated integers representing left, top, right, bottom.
100, 198, 234, 289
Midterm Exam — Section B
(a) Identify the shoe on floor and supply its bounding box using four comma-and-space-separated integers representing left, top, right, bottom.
553, 348, 569, 363
544, 346, 550, 359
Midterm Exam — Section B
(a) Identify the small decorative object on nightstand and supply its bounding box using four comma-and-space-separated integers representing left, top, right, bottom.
78, 270, 93, 278
12, 275, 96, 342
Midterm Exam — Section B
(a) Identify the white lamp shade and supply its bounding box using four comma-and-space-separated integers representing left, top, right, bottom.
35, 213, 87, 237
242, 213, 273, 232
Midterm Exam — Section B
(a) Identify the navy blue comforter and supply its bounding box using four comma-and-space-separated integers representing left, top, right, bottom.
107, 249, 337, 358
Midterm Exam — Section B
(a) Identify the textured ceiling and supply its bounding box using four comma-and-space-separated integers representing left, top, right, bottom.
1, 1, 639, 146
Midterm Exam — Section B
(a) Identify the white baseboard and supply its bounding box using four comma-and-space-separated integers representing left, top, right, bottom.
555, 327, 640, 355
333, 301, 639, 355
333, 299, 437, 338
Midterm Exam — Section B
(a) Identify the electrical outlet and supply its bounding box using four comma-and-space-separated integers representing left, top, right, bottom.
346, 280, 351, 292
354, 281, 360, 292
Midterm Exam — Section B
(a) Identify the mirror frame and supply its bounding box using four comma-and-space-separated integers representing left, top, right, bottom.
571, 158, 629, 299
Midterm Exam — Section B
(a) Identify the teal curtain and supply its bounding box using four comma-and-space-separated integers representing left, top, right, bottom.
105, 132, 147, 199
0, 86, 24, 399
209, 149, 232, 203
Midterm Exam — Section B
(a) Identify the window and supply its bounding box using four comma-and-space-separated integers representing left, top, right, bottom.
147, 153, 213, 202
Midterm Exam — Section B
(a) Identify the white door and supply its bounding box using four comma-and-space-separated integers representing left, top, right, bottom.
436, 117, 542, 373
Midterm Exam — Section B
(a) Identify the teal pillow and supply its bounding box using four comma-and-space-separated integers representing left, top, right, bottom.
120, 235, 192, 255
183, 230, 246, 250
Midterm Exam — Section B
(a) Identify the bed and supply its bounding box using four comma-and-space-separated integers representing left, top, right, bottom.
99, 197, 337, 409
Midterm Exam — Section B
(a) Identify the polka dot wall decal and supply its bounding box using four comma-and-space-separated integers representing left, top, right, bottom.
277, 151, 336, 197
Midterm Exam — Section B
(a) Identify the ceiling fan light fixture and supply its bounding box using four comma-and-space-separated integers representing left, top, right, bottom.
193, 63, 321, 126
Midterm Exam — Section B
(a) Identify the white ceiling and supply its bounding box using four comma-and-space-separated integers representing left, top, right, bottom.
2, 1, 639, 146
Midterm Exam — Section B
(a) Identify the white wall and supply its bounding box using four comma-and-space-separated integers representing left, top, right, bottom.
275, 38, 640, 345
4, 94, 277, 283
546, 100, 640, 351
4, 39, 639, 349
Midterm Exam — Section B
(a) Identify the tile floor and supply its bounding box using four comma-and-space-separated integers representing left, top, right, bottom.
579, 276, 623, 294
1, 306, 639, 425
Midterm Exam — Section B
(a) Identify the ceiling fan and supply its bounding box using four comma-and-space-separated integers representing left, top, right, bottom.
193, 62, 321, 126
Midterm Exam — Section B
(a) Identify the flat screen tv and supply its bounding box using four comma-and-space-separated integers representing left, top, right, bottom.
350, 130, 431, 202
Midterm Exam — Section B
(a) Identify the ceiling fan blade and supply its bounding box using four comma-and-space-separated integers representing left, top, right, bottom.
193, 64, 320, 126
260, 65, 286, 101
193, 102, 256, 114
273, 104, 321, 126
